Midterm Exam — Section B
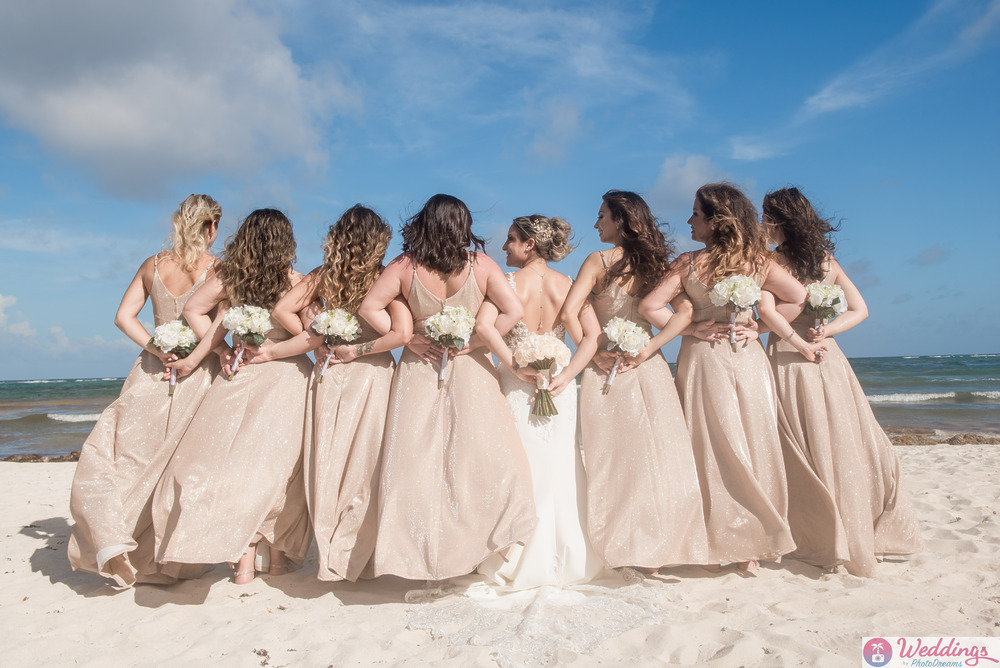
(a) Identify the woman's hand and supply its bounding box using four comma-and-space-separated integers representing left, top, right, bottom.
793, 338, 827, 362
689, 320, 726, 343
593, 349, 634, 375
165, 355, 200, 380
629, 344, 660, 367
244, 342, 278, 365
733, 318, 760, 342
331, 343, 360, 364
513, 365, 540, 385
549, 370, 575, 397
806, 323, 827, 343
406, 333, 440, 363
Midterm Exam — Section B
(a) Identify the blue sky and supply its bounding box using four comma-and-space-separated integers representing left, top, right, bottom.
1, 0, 998, 380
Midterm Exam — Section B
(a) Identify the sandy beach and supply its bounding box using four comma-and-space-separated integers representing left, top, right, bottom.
3, 445, 998, 667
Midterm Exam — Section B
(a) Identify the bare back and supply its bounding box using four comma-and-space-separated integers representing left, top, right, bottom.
509, 267, 572, 333
151, 252, 217, 297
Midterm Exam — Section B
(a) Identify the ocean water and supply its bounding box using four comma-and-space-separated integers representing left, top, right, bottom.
0, 354, 997, 458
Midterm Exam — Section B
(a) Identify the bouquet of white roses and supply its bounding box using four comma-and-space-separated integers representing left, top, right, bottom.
512, 333, 572, 416
804, 283, 846, 330
424, 305, 476, 389
221, 304, 273, 376
150, 320, 198, 395
311, 308, 361, 382
709, 275, 761, 352
602, 317, 649, 395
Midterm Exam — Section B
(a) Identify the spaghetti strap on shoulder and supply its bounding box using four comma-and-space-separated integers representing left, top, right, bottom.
598, 250, 608, 268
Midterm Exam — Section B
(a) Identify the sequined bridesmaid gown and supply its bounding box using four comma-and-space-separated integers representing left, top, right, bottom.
304, 318, 394, 581
152, 308, 312, 571
68, 257, 218, 586
673, 252, 796, 564
477, 274, 603, 589
578, 252, 710, 569
372, 262, 537, 581
767, 265, 923, 576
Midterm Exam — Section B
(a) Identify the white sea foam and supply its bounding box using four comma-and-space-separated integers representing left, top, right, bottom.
972, 391, 1000, 400
867, 392, 955, 403
47, 413, 100, 423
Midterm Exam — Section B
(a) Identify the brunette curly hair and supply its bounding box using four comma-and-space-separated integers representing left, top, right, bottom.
317, 205, 392, 312
401, 194, 485, 274
695, 183, 769, 286
169, 194, 221, 270
218, 208, 296, 309
762, 187, 838, 283
600, 190, 673, 297
510, 215, 574, 262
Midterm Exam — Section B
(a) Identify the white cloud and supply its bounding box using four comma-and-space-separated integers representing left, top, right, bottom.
729, 136, 786, 161
0, 293, 34, 336
802, 0, 1000, 118
648, 155, 724, 214
0, 294, 15, 326
0, 1, 359, 197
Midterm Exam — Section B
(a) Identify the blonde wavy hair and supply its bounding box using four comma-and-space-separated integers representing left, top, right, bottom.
168, 194, 221, 270
317, 205, 392, 312
695, 183, 770, 286
218, 208, 296, 309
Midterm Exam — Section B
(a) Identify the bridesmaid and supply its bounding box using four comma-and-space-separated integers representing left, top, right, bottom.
560, 189, 710, 571
68, 194, 221, 586
639, 182, 821, 571
361, 193, 537, 581
153, 208, 312, 584
260, 205, 412, 582
475, 214, 603, 589
762, 187, 923, 576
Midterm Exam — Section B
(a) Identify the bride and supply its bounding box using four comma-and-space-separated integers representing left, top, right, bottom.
475, 214, 603, 589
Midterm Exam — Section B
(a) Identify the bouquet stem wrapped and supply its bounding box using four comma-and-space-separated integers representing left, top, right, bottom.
150, 320, 198, 396
424, 306, 476, 389
221, 305, 273, 378
804, 283, 847, 330
512, 333, 571, 417
601, 317, 649, 395
312, 308, 361, 382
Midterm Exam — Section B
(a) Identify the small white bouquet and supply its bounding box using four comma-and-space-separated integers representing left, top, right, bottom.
311, 308, 361, 382
709, 275, 761, 352
602, 317, 649, 395
804, 283, 847, 329
221, 304, 273, 376
150, 320, 198, 396
512, 333, 572, 417
424, 305, 476, 389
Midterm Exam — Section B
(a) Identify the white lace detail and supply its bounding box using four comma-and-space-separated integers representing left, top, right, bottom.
503, 273, 566, 349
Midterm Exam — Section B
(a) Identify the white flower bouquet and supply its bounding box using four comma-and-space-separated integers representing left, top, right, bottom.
804, 283, 846, 329
150, 320, 198, 396
602, 317, 649, 395
311, 308, 362, 382
221, 304, 273, 376
709, 275, 761, 352
512, 333, 572, 416
424, 305, 476, 389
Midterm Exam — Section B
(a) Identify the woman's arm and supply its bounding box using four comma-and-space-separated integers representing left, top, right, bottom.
273, 269, 320, 335
114, 257, 162, 359
637, 256, 685, 328
333, 296, 414, 363
479, 255, 524, 337
757, 262, 825, 361
549, 299, 601, 397
475, 300, 516, 370
812, 258, 868, 339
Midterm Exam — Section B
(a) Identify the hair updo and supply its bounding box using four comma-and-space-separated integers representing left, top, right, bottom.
511, 214, 574, 262
169, 194, 221, 270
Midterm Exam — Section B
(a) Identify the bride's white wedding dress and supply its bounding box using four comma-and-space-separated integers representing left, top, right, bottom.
478, 276, 603, 590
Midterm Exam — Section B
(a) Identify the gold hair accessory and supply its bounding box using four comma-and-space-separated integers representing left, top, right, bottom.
529, 217, 553, 242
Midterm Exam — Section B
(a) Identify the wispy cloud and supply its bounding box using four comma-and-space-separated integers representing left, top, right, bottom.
0, 2, 359, 197
648, 155, 726, 214
912, 243, 951, 266
0, 293, 34, 336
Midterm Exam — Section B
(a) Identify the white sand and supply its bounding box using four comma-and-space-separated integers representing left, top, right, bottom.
3, 446, 998, 667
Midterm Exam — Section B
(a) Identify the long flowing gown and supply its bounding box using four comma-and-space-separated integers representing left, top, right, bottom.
68, 257, 218, 586
673, 253, 796, 564
578, 253, 710, 569
304, 318, 394, 582
477, 275, 603, 589
151, 308, 313, 571
767, 265, 923, 576
372, 262, 537, 581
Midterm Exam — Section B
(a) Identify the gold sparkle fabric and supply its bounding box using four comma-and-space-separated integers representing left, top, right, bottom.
151, 315, 313, 568
304, 318, 395, 582
579, 278, 710, 569
372, 265, 537, 581
767, 265, 923, 576
674, 258, 796, 564
68, 261, 217, 586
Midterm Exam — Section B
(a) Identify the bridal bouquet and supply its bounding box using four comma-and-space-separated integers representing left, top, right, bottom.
312, 308, 361, 382
425, 305, 476, 389
150, 320, 198, 396
709, 275, 761, 352
804, 283, 846, 329
512, 333, 572, 417
221, 304, 273, 376
602, 317, 649, 395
